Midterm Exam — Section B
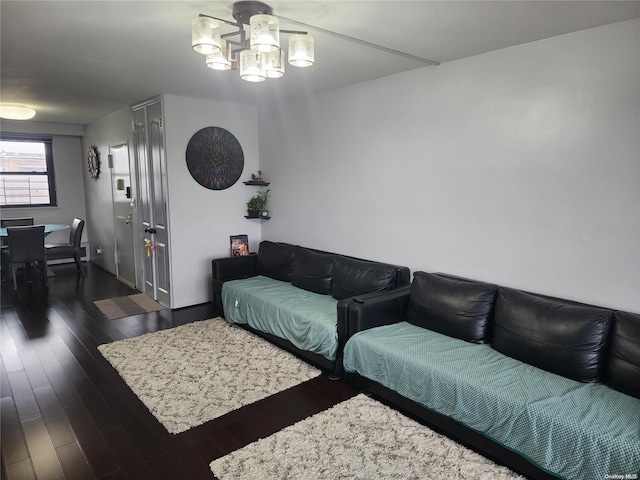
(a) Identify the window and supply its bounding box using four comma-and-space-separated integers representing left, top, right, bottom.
0, 135, 57, 207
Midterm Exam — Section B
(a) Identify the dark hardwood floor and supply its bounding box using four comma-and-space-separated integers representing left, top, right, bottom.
1, 263, 357, 480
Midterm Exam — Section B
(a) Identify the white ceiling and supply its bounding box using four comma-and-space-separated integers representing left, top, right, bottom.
1, 1, 639, 125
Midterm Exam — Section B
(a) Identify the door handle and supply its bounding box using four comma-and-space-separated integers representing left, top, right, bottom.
144, 227, 157, 234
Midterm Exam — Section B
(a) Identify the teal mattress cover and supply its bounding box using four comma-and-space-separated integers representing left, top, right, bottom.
343, 322, 640, 480
222, 276, 339, 361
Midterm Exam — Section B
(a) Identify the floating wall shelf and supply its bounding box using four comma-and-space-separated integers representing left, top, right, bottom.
243, 181, 270, 186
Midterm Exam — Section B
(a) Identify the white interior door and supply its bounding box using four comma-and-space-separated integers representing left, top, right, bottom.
133, 98, 171, 307
146, 102, 170, 306
109, 142, 136, 288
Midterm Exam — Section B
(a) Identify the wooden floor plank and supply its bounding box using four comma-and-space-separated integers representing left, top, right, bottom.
21, 416, 66, 480
68, 377, 120, 433
48, 341, 88, 385
17, 348, 50, 391
0, 332, 24, 374
6, 370, 40, 423
64, 403, 120, 479
102, 393, 164, 461
102, 427, 157, 479
3, 457, 37, 480
32, 385, 76, 448
38, 352, 83, 410
146, 453, 187, 480
0, 355, 13, 398
54, 322, 117, 398
55, 442, 97, 480
0, 396, 30, 466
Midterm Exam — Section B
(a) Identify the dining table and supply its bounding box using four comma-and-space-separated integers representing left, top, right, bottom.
1, 224, 70, 280
0, 223, 69, 237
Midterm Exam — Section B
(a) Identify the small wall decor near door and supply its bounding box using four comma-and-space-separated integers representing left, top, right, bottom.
87, 145, 100, 179
185, 126, 244, 190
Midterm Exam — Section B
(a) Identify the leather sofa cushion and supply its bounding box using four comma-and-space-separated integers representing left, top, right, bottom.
493, 288, 613, 383
331, 257, 395, 300
605, 310, 640, 399
406, 272, 498, 344
256, 241, 296, 282
291, 247, 334, 295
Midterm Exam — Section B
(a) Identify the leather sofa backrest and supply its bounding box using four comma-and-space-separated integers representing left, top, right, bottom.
256, 241, 296, 282
492, 288, 613, 383
303, 245, 411, 289
255, 241, 411, 299
331, 256, 397, 300
291, 247, 334, 295
406, 272, 498, 344
605, 310, 640, 399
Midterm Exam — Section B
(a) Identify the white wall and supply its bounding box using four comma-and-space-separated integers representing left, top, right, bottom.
259, 19, 640, 313
83, 107, 134, 275
163, 95, 261, 309
0, 120, 87, 245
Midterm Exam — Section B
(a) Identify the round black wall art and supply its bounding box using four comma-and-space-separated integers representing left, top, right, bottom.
185, 127, 244, 190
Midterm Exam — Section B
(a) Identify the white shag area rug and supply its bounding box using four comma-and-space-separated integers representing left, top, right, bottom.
98, 317, 321, 434
210, 394, 525, 480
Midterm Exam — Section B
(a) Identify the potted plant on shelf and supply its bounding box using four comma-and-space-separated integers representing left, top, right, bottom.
247, 189, 270, 218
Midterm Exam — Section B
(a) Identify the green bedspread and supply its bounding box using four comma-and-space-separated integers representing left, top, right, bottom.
222, 276, 339, 360
343, 321, 640, 480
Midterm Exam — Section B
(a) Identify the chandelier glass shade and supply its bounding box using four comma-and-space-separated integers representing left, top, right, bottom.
191, 1, 314, 83
191, 17, 221, 55
239, 49, 266, 82
206, 40, 232, 70
264, 49, 285, 78
250, 14, 279, 53
288, 34, 315, 67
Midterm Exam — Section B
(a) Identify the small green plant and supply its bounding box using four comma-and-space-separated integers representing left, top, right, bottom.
247, 189, 270, 214
247, 196, 261, 212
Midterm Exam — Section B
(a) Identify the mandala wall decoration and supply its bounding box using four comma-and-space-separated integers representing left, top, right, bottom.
185, 127, 244, 190
87, 145, 100, 179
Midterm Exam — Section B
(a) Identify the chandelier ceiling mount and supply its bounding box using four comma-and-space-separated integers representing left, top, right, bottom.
231, 1, 273, 25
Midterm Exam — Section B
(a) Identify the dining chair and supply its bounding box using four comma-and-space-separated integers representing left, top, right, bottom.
6, 225, 47, 289
1, 217, 35, 251
1, 219, 36, 276
1, 217, 35, 227
45, 218, 85, 275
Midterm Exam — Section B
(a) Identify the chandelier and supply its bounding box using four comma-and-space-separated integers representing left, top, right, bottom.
191, 1, 315, 83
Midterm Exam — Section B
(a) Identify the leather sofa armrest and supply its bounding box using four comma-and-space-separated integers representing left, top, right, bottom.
336, 287, 409, 348
212, 255, 258, 281
211, 255, 258, 316
347, 285, 411, 338
332, 287, 409, 378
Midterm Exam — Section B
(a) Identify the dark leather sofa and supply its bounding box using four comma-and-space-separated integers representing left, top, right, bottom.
344, 271, 640, 480
211, 241, 410, 376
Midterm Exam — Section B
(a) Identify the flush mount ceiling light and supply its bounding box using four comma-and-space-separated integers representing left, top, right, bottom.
0, 104, 36, 120
192, 1, 440, 84
192, 1, 314, 83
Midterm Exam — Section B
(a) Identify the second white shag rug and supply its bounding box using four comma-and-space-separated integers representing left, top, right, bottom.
210, 394, 525, 480
98, 317, 321, 434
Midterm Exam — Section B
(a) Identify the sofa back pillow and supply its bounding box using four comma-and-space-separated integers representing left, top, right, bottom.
604, 310, 640, 399
331, 256, 395, 300
291, 247, 334, 295
406, 272, 498, 344
493, 288, 613, 383
256, 241, 296, 282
